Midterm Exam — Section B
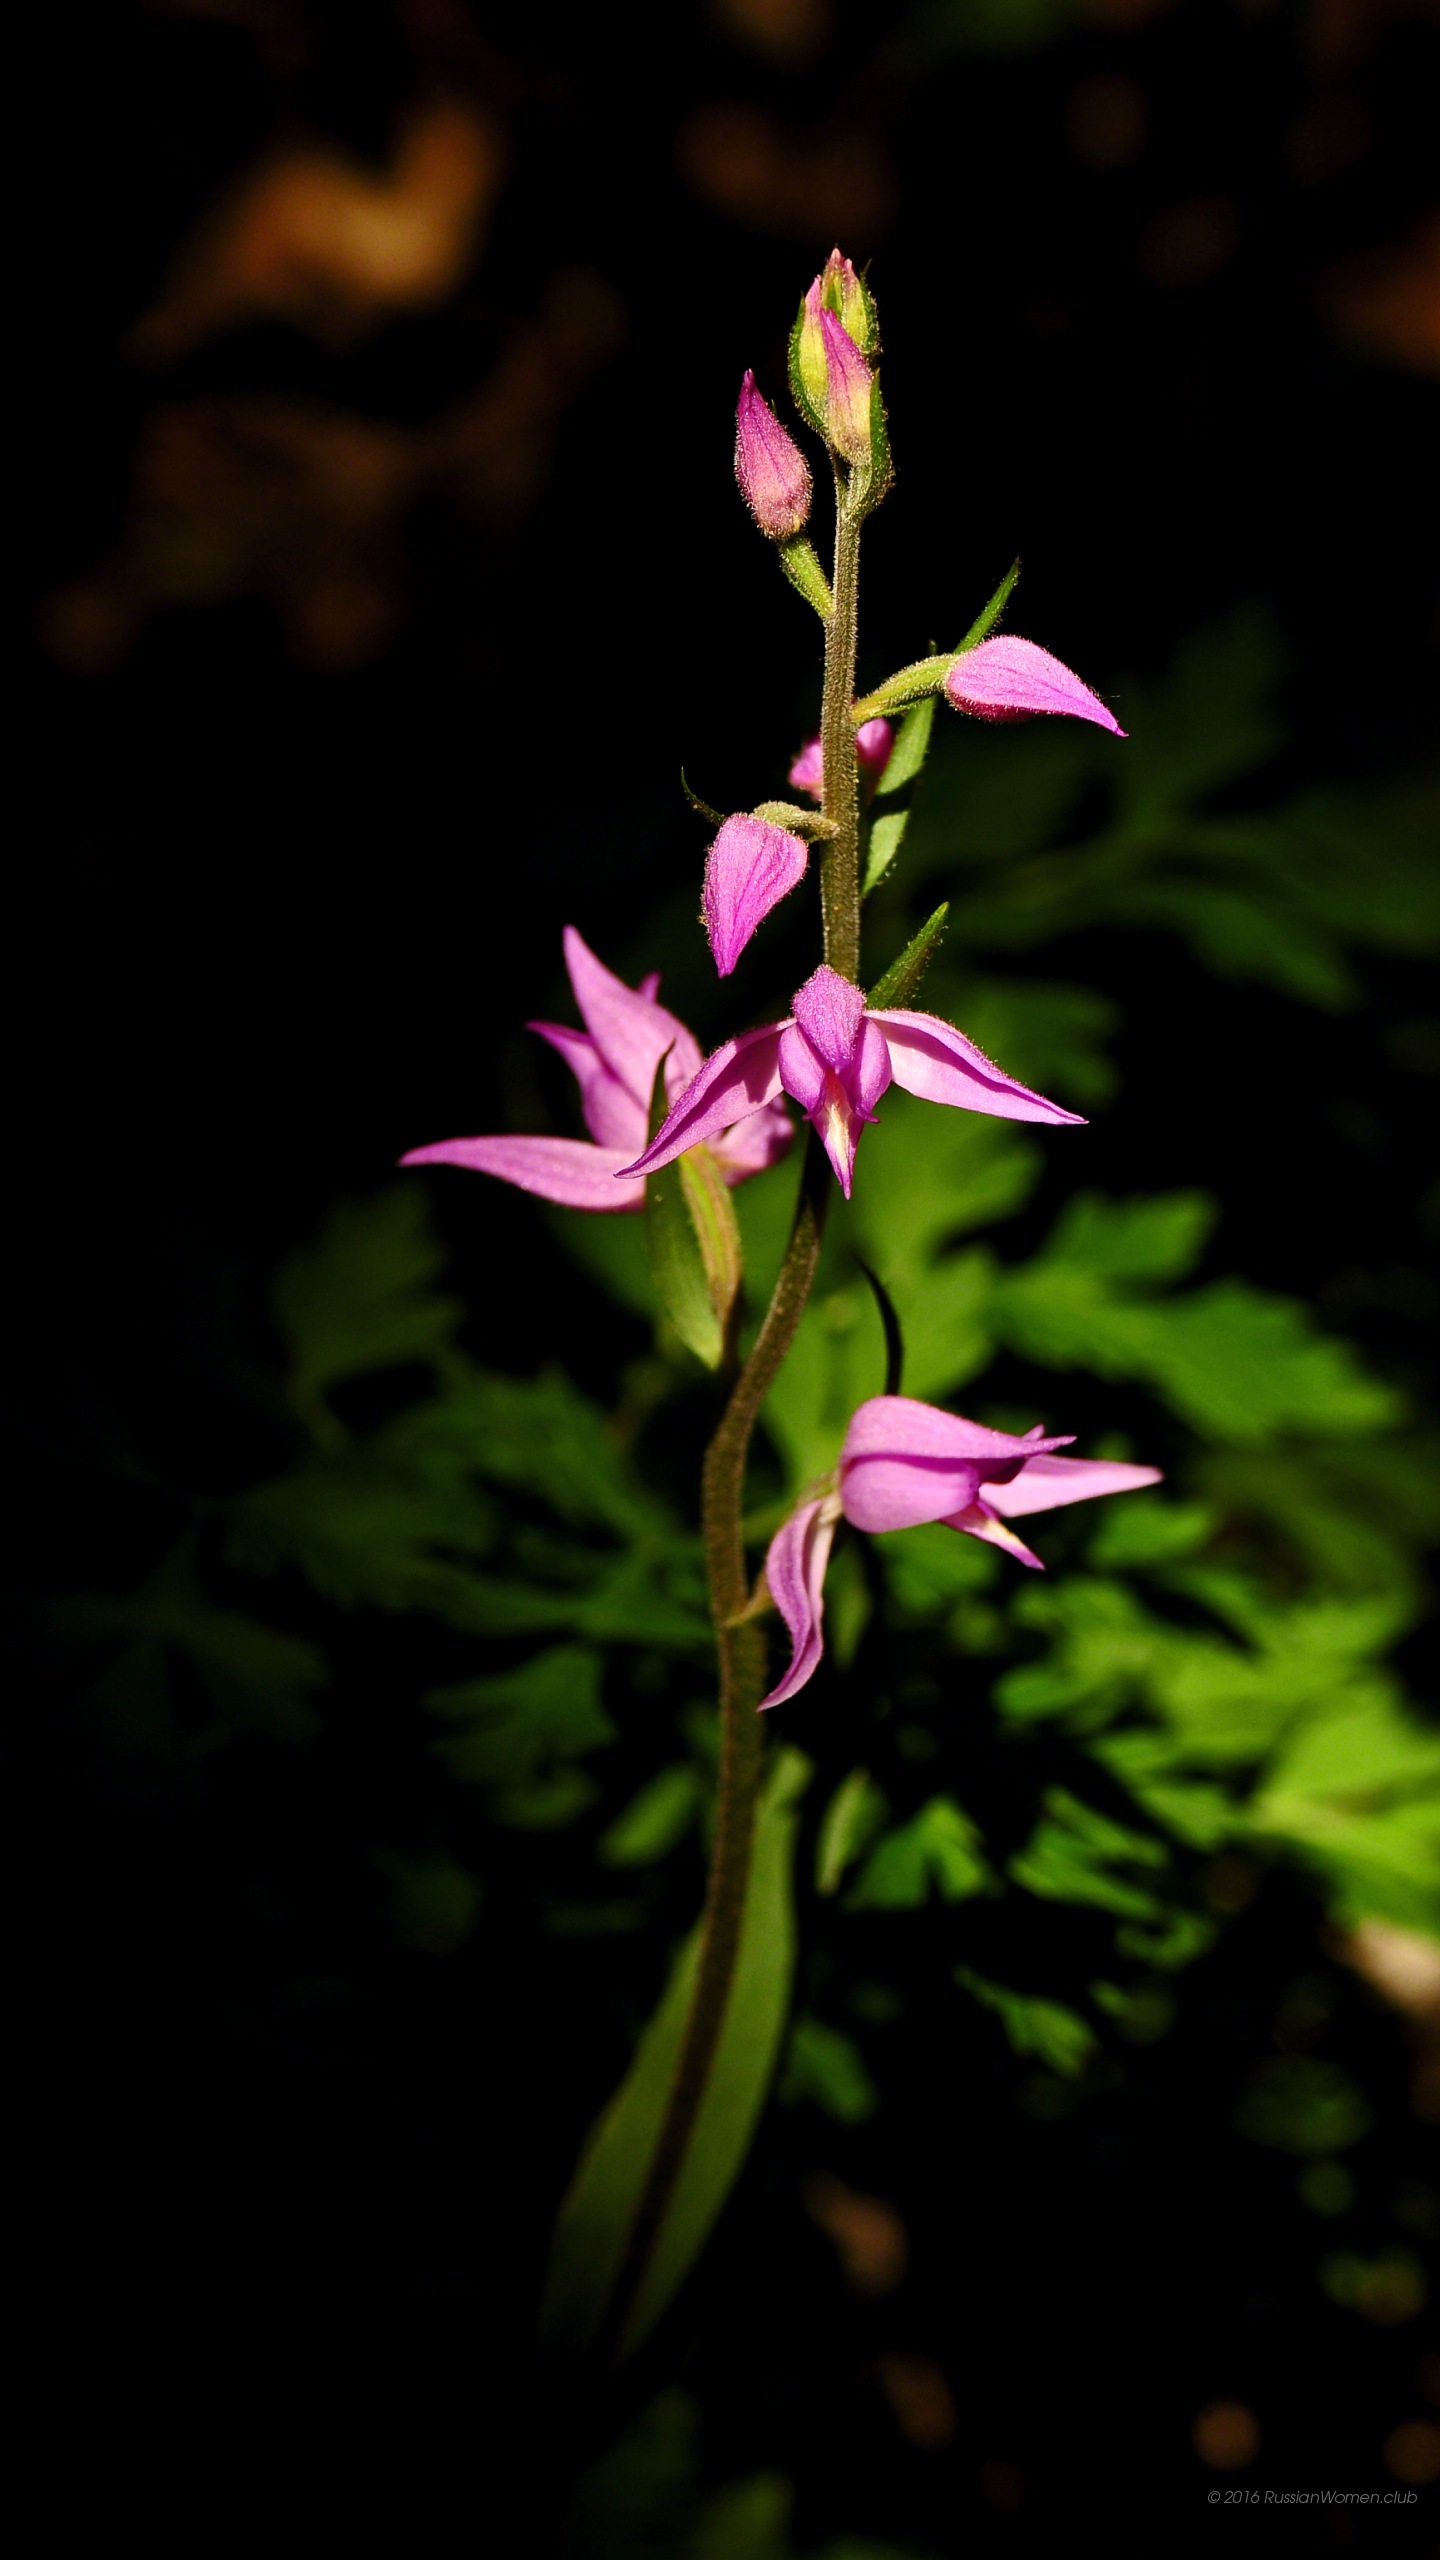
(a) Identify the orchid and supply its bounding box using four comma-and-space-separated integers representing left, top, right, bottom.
762, 1395, 1161, 1707
402, 927, 792, 1211
944, 634, 1124, 735
619, 962, 1081, 1200
789, 718, 894, 799
702, 814, 811, 977
734, 371, 812, 542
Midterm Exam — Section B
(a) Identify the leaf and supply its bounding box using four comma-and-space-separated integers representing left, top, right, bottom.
872, 695, 935, 800
868, 904, 950, 1008
226, 1448, 498, 1616
955, 1968, 1096, 2075
598, 1765, 704, 1867
273, 1187, 461, 1424
426, 1644, 614, 1786
540, 1747, 809, 2363
849, 1795, 995, 1907
815, 1768, 889, 1894
779, 2016, 878, 2123
1008, 1786, 1169, 1922
386, 1363, 672, 1541
953, 556, 1020, 654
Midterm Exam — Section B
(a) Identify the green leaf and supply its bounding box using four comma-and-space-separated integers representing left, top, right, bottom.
872, 694, 935, 800
540, 1747, 809, 2363
868, 904, 949, 1008
953, 556, 1020, 654
862, 808, 909, 896
598, 1765, 704, 1867
815, 1767, 889, 1894
779, 2016, 878, 2123
1233, 2057, 1372, 2157
427, 1644, 614, 1786
273, 1187, 461, 1426
850, 1795, 995, 1907
955, 1969, 1096, 2075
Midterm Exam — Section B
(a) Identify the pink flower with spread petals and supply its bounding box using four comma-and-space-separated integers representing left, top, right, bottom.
735, 371, 812, 541
944, 636, 1124, 735
402, 927, 793, 1211
788, 718, 894, 800
703, 814, 810, 976
762, 1394, 1161, 1706
618, 963, 1082, 1201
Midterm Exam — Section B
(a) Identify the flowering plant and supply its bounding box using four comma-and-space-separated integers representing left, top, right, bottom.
405, 248, 1156, 2369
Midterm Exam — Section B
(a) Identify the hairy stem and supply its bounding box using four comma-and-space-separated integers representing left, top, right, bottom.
600, 472, 864, 2362
598, 1139, 828, 2361
818, 472, 864, 982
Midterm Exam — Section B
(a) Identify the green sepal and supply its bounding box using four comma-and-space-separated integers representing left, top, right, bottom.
681, 769, 725, 826
954, 556, 1020, 655
853, 371, 893, 517
788, 293, 827, 435
778, 535, 832, 619
539, 1746, 809, 2362
643, 1057, 742, 1370
868, 902, 950, 1010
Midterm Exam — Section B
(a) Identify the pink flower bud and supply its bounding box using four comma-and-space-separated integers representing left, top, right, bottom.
734, 371, 812, 542
943, 636, 1125, 735
702, 814, 810, 977
856, 717, 895, 780
818, 308, 874, 465
789, 719, 894, 803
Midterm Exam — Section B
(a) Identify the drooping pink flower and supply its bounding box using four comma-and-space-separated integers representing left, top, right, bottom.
788, 718, 894, 801
703, 814, 810, 977
402, 927, 792, 1211
944, 636, 1124, 735
734, 371, 812, 541
618, 964, 1081, 1201
762, 1395, 1161, 1707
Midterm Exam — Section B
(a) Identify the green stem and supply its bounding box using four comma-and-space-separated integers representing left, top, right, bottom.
600, 464, 865, 2363
819, 471, 864, 982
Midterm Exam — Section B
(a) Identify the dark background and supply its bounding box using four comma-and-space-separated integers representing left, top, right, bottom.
20, 0, 1439, 2545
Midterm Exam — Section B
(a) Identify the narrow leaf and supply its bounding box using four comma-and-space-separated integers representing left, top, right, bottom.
681, 770, 725, 826
954, 557, 1020, 655
863, 809, 908, 895
868, 903, 950, 1009
539, 1747, 809, 2361
873, 695, 935, 800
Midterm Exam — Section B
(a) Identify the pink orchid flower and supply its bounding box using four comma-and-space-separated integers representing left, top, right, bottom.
788, 718, 895, 799
618, 963, 1082, 1201
944, 635, 1124, 735
703, 814, 810, 977
762, 1394, 1162, 1707
402, 927, 792, 1212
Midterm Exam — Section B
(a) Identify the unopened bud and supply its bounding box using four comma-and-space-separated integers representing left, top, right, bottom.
735, 371, 813, 541
818, 308, 874, 466
819, 248, 879, 356
789, 718, 894, 803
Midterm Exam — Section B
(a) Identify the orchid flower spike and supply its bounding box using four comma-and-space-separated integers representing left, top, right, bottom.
703, 814, 810, 976
619, 964, 1082, 1201
763, 1395, 1161, 1707
789, 718, 894, 801
735, 371, 812, 542
944, 636, 1124, 736
402, 927, 792, 1211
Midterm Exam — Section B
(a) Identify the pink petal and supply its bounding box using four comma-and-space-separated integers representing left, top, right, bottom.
791, 965, 867, 1074
841, 1395, 1073, 1534
819, 307, 873, 464
788, 735, 824, 799
617, 1023, 788, 1180
527, 1021, 645, 1154
855, 717, 896, 780
703, 815, 810, 977
709, 1095, 795, 1182
735, 370, 812, 541
942, 1500, 1046, 1570
983, 1454, 1162, 1519
943, 636, 1124, 735
759, 1496, 838, 1710
562, 926, 703, 1112
401, 1134, 643, 1212
873, 1010, 1086, 1127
